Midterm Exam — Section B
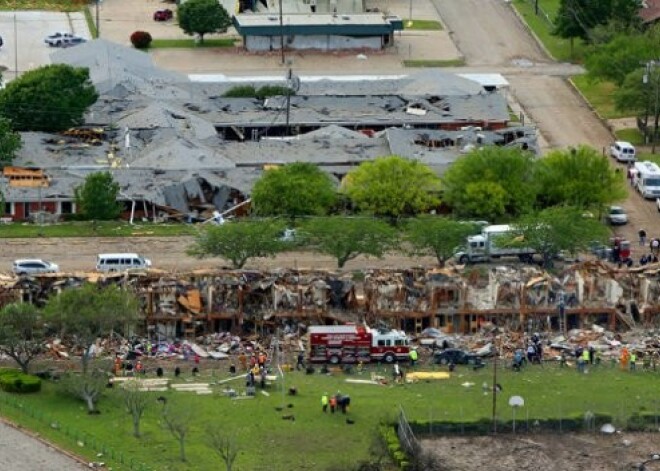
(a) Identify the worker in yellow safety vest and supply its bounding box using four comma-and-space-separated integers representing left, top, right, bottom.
409, 349, 418, 367
630, 352, 637, 371
321, 393, 329, 413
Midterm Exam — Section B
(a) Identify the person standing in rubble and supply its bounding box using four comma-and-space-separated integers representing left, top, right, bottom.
238, 351, 247, 371
630, 351, 637, 371
526, 344, 536, 364
639, 229, 647, 247
258, 351, 267, 368
393, 362, 400, 383
581, 348, 590, 372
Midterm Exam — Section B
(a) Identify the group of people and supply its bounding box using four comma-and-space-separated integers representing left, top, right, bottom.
321, 392, 351, 414
241, 351, 270, 392
638, 229, 660, 266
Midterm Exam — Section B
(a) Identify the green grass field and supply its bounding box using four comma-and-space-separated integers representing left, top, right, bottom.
570, 76, 628, 119
403, 20, 443, 31
512, 0, 587, 62
0, 222, 197, 238
615, 128, 645, 146
2, 361, 660, 470
0, 0, 84, 11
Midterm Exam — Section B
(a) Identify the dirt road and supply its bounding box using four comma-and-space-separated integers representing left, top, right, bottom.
0, 420, 86, 470
0, 236, 439, 273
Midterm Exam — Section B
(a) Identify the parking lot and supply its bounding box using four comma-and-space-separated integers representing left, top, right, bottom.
0, 11, 89, 81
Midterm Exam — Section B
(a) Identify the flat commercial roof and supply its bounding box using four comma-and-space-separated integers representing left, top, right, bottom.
233, 13, 403, 36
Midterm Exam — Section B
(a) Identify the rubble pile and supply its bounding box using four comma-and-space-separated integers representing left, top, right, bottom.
2, 262, 660, 338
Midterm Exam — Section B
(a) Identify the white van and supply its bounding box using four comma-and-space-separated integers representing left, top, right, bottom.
610, 141, 636, 162
634, 161, 660, 199
96, 253, 152, 272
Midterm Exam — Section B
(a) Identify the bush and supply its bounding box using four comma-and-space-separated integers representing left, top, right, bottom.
0, 371, 41, 394
130, 31, 153, 49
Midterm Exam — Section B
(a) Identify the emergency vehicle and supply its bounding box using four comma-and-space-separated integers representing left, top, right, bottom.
308, 324, 410, 364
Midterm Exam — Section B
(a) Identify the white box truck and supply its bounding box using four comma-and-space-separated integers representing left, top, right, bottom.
634, 161, 660, 199
454, 224, 535, 264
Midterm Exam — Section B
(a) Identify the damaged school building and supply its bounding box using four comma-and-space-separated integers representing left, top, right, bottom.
1, 39, 537, 222
1, 262, 659, 338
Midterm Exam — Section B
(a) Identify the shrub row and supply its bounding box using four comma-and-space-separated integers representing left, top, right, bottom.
0, 368, 42, 394
381, 425, 409, 470
409, 411, 660, 435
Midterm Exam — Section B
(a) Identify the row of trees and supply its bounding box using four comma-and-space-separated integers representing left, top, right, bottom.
0, 289, 240, 467
250, 147, 625, 222
188, 209, 608, 269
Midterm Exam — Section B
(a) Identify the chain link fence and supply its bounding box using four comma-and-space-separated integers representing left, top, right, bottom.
0, 392, 152, 471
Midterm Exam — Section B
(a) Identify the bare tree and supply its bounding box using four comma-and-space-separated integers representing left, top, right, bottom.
60, 366, 108, 414
161, 404, 193, 462
121, 380, 149, 437
207, 425, 240, 471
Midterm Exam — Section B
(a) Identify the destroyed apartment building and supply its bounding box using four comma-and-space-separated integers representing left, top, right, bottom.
1, 262, 660, 338
0, 40, 538, 222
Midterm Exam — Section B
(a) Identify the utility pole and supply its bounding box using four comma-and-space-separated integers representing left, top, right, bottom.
643, 60, 660, 154
96, 0, 101, 38
491, 335, 498, 434
13, 13, 18, 79
278, 0, 284, 65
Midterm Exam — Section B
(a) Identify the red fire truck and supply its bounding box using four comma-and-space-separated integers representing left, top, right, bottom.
308, 324, 410, 364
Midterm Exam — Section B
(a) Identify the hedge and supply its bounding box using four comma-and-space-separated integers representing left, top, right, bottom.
0, 369, 42, 394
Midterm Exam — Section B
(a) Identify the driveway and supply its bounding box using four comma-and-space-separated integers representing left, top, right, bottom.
0, 12, 88, 81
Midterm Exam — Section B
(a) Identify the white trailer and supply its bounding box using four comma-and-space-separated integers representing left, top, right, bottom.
634, 161, 660, 199
454, 224, 535, 264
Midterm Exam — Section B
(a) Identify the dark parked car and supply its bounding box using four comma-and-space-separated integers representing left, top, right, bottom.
433, 348, 484, 367
153, 9, 173, 21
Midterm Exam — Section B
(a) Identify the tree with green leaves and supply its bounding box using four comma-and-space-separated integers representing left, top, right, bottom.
178, 0, 231, 44
341, 156, 440, 219
75, 171, 122, 220
187, 220, 286, 268
585, 31, 660, 85
251, 163, 337, 218
404, 217, 479, 266
615, 67, 660, 146
45, 284, 138, 413
0, 303, 44, 374
535, 146, 626, 211
441, 146, 537, 220
300, 217, 397, 268
43, 283, 139, 375
0, 117, 21, 166
554, 0, 640, 54
207, 425, 240, 471
513, 206, 609, 268
0, 64, 98, 132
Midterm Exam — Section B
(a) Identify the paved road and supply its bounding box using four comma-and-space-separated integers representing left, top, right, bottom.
0, 421, 86, 470
430, 0, 658, 251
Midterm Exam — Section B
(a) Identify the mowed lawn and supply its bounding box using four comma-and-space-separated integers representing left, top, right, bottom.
0, 222, 197, 238
1, 361, 660, 470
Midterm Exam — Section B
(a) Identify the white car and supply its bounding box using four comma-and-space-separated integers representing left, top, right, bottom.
44, 32, 86, 47
610, 141, 636, 162
607, 206, 628, 225
12, 259, 60, 276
